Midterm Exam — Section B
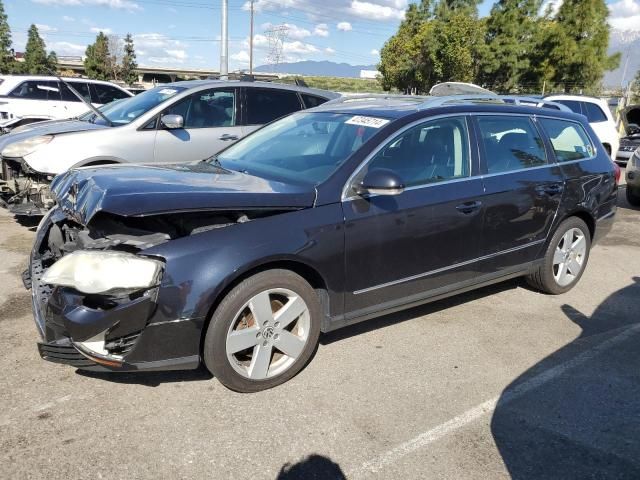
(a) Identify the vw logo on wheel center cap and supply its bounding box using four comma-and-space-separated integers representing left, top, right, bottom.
262, 326, 275, 340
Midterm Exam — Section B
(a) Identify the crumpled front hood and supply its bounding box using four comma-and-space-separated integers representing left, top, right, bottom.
51, 163, 316, 225
0, 119, 106, 152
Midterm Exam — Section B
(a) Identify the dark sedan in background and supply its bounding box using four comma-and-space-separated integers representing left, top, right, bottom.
26, 96, 618, 392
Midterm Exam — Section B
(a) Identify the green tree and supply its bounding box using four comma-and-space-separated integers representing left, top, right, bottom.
0, 0, 15, 73
481, 0, 542, 92
550, 0, 620, 93
22, 24, 55, 74
84, 32, 110, 80
633, 70, 640, 103
121, 33, 138, 85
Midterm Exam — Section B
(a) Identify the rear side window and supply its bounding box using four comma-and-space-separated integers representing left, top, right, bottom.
538, 118, 594, 162
60, 82, 92, 103
9, 81, 60, 100
301, 94, 328, 109
90, 83, 131, 104
582, 102, 607, 123
554, 100, 583, 115
246, 88, 302, 125
476, 116, 547, 174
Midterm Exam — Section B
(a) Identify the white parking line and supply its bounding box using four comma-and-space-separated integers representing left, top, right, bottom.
349, 323, 640, 479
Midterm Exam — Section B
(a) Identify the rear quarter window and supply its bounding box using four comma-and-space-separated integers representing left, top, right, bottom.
582, 102, 608, 123
539, 118, 595, 162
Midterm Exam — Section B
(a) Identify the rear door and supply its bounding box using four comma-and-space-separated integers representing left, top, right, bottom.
473, 114, 564, 271
153, 87, 242, 163
241, 87, 305, 137
343, 115, 485, 317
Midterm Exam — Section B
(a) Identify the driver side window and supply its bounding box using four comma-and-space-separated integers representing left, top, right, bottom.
359, 116, 470, 188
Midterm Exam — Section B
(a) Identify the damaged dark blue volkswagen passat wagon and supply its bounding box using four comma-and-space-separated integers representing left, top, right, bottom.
26, 96, 618, 392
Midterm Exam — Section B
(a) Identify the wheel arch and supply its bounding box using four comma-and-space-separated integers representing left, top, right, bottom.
71, 156, 125, 169
556, 209, 596, 241
198, 258, 332, 356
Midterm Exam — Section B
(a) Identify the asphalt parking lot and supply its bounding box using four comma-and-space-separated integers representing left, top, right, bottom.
1, 181, 639, 480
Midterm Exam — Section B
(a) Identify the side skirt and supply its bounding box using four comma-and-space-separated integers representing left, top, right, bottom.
323, 261, 539, 333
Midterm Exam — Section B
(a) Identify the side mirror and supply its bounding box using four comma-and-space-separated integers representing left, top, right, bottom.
357, 168, 405, 196
161, 114, 184, 129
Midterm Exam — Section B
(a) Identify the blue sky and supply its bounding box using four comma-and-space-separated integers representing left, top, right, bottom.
3, 0, 638, 71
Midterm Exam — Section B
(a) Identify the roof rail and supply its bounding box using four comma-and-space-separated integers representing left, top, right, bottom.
324, 94, 429, 105
418, 94, 572, 112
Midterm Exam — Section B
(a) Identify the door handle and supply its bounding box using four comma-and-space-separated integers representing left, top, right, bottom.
456, 200, 482, 215
219, 133, 239, 141
536, 183, 564, 196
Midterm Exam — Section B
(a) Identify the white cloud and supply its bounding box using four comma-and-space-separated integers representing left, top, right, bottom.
48, 41, 86, 55
337, 21, 352, 31
35, 24, 58, 33
314, 23, 329, 37
62, 15, 75, 21
350, 0, 406, 20
370, 48, 379, 55
325, 47, 335, 54
283, 40, 319, 54
31, 0, 141, 12
231, 50, 251, 63
262, 22, 311, 40
133, 33, 189, 65
90, 27, 113, 34
245, 0, 407, 22
539, 0, 562, 16
609, 0, 640, 31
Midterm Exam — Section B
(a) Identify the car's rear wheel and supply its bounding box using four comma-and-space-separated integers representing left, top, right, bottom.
203, 269, 321, 392
627, 186, 640, 207
526, 217, 591, 294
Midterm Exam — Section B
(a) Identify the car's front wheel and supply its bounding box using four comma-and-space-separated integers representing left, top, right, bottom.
627, 186, 640, 207
527, 217, 591, 294
203, 269, 321, 392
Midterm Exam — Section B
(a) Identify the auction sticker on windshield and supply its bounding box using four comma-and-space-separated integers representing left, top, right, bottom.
345, 116, 390, 129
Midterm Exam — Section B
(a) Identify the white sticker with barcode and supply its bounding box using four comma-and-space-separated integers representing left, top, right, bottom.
345, 115, 390, 129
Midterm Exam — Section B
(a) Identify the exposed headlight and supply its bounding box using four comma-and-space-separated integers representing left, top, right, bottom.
1, 135, 53, 158
41, 251, 163, 295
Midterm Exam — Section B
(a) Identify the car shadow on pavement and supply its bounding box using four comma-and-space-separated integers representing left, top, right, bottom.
321, 279, 520, 345
276, 454, 346, 480
491, 277, 640, 479
76, 364, 213, 387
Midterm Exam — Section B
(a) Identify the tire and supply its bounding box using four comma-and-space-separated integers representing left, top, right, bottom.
627, 186, 640, 207
526, 217, 591, 295
203, 269, 321, 392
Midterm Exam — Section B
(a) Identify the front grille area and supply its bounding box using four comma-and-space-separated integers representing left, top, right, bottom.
105, 331, 142, 356
38, 342, 97, 367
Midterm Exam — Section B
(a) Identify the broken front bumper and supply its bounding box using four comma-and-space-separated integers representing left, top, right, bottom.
1, 155, 56, 216
27, 209, 204, 372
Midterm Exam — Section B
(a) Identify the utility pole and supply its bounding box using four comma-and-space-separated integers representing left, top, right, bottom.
220, 0, 228, 80
249, 0, 254, 75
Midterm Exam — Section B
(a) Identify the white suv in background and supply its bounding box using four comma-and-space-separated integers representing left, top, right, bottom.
0, 75, 132, 133
544, 94, 620, 159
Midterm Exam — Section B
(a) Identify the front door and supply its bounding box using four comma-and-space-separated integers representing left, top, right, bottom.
473, 114, 564, 271
153, 88, 242, 163
343, 115, 485, 318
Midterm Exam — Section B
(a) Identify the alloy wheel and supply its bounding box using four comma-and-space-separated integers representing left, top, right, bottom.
225, 288, 311, 380
552, 227, 587, 287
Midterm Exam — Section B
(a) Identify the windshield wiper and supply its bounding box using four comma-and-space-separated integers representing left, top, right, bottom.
47, 69, 114, 127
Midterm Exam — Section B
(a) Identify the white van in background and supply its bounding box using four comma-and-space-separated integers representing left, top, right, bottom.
0, 75, 132, 133
544, 94, 620, 160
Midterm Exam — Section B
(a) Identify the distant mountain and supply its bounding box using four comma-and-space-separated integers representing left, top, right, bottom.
605, 29, 640, 88
254, 60, 378, 78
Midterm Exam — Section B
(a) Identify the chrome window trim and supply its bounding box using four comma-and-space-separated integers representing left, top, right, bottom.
353, 239, 545, 295
341, 113, 474, 201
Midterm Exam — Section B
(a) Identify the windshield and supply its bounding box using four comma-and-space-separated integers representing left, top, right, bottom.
216, 112, 387, 185
87, 86, 187, 126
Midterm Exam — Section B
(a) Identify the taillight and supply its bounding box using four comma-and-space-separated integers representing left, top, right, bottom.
613, 161, 621, 185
